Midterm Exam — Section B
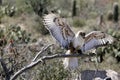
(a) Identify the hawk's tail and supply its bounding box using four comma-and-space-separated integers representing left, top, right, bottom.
63, 50, 78, 70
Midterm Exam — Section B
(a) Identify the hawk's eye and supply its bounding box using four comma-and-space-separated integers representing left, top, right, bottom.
80, 32, 86, 37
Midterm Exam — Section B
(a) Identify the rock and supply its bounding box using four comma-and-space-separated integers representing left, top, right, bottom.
81, 70, 106, 80
75, 69, 120, 80
106, 70, 120, 80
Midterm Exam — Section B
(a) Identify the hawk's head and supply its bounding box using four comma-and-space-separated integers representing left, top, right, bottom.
72, 31, 86, 51
76, 31, 86, 39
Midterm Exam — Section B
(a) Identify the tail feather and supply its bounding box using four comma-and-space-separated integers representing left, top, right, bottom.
63, 57, 78, 70
63, 50, 78, 70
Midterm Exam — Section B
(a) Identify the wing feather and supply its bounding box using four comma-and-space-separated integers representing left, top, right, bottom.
81, 31, 114, 52
43, 13, 75, 49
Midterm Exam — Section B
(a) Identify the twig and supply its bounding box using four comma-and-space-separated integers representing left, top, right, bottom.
32, 44, 54, 62
10, 53, 95, 80
0, 58, 10, 80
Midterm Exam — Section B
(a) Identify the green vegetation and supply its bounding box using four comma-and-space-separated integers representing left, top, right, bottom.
97, 30, 120, 63
73, 18, 86, 27
27, 0, 51, 17
37, 60, 69, 80
0, 24, 32, 44
0, 0, 120, 80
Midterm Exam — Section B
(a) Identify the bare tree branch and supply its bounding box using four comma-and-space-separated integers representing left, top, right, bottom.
10, 53, 95, 80
32, 44, 54, 62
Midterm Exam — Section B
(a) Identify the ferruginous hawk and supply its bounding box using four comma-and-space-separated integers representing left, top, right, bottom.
43, 13, 114, 70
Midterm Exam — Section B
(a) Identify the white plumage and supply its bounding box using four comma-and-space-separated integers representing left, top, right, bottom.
63, 50, 78, 70
43, 13, 114, 70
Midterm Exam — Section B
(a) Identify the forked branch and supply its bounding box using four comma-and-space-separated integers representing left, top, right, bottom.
10, 44, 95, 80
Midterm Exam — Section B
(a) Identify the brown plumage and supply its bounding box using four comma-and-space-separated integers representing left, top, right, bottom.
43, 13, 114, 70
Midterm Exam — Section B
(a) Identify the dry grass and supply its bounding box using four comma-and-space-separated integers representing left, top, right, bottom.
0, 1, 120, 79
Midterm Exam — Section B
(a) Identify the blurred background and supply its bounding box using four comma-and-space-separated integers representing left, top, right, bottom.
0, 0, 120, 80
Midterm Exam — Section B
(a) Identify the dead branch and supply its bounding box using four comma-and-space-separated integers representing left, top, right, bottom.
32, 44, 54, 62
10, 53, 95, 80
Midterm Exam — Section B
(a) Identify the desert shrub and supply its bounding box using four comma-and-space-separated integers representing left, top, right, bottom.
107, 10, 113, 21
79, 0, 88, 11
89, 12, 98, 19
73, 18, 86, 27
1, 5, 16, 17
0, 7, 4, 17
0, 24, 33, 44
0, 24, 35, 79
25, 0, 50, 35
37, 60, 69, 80
27, 0, 51, 17
34, 17, 49, 35
38, 21, 49, 35
96, 29, 120, 63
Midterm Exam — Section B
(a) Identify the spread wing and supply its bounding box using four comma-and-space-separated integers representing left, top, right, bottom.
81, 31, 114, 52
43, 13, 75, 49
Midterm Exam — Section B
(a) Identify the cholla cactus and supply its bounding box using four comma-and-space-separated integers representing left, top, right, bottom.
113, 2, 119, 22
107, 10, 113, 21
98, 13, 105, 26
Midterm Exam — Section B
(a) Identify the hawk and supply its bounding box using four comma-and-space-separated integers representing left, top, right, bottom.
43, 13, 114, 70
